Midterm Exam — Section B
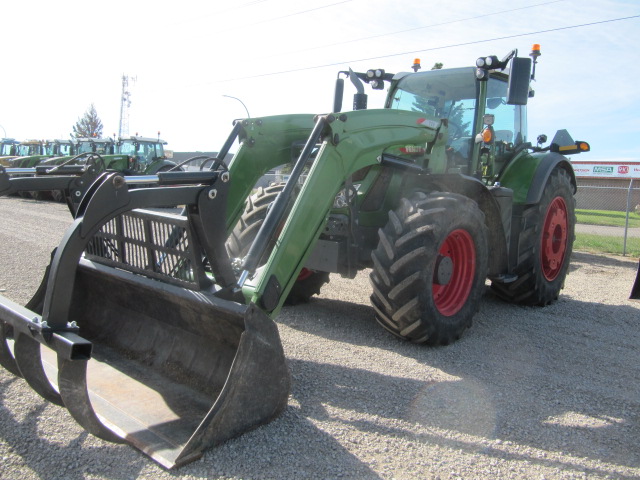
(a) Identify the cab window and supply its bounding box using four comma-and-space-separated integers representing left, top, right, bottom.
390, 67, 478, 162
486, 76, 526, 147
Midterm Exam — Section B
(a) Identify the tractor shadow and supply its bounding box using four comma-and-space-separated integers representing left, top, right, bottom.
0, 368, 379, 479
0, 372, 149, 480
276, 261, 640, 475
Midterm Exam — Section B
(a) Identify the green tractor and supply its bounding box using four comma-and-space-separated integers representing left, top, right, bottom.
26, 140, 77, 199
112, 135, 177, 174
42, 135, 177, 201
4, 139, 47, 167
0, 138, 20, 165
39, 137, 115, 167
3, 140, 50, 198
5, 138, 74, 170
0, 45, 590, 468
45, 139, 75, 157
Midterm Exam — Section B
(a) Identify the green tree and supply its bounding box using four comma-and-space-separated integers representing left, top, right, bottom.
72, 104, 103, 138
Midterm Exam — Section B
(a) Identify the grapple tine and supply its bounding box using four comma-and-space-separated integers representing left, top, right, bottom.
13, 333, 64, 406
57, 355, 125, 444
0, 169, 291, 468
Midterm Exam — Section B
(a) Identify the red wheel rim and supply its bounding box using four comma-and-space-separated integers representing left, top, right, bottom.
297, 267, 313, 281
541, 196, 568, 281
433, 229, 476, 316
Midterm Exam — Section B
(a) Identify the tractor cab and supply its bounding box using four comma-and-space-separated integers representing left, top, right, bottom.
386, 65, 527, 178
14, 140, 44, 157
7, 140, 47, 167
116, 135, 168, 173
0, 138, 20, 165
336, 46, 586, 186
75, 137, 115, 155
44, 139, 75, 157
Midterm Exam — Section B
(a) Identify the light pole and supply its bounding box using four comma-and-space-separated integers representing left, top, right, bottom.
0, 124, 6, 138
222, 95, 250, 118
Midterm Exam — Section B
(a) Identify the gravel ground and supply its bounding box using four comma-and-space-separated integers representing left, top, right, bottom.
0, 195, 639, 480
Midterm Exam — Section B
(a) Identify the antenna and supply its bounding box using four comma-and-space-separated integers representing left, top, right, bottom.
118, 74, 137, 137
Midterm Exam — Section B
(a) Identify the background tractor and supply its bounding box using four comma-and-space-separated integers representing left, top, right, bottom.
0, 138, 20, 165
0, 45, 590, 467
4, 139, 47, 167
38, 135, 177, 202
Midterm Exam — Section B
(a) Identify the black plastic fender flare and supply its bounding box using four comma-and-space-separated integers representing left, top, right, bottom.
525, 152, 577, 205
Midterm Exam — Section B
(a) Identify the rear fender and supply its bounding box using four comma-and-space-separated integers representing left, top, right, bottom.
498, 150, 576, 205
146, 159, 179, 174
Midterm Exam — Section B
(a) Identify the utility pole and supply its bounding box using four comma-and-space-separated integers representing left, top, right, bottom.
118, 74, 136, 137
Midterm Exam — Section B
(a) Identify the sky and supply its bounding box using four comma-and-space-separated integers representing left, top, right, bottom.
2, 0, 639, 162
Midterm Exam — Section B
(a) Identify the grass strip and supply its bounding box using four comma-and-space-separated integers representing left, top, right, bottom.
576, 209, 640, 228
575, 232, 640, 257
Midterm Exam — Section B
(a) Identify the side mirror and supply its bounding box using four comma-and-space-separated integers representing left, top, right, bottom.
333, 78, 344, 113
506, 57, 532, 105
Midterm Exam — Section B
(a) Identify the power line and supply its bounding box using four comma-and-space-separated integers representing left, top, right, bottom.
166, 0, 272, 28
263, 0, 567, 60
244, 0, 353, 28
222, 14, 640, 83
171, 0, 355, 40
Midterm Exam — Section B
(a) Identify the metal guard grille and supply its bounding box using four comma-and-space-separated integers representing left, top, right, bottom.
85, 209, 201, 289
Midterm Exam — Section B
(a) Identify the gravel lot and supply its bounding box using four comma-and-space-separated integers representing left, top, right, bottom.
0, 195, 639, 480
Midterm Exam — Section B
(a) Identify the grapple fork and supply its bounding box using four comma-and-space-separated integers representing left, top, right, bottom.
0, 170, 290, 468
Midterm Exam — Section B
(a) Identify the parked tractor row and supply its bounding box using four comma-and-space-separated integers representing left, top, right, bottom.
1, 135, 177, 201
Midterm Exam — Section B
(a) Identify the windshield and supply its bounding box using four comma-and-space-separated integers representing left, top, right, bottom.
16, 144, 41, 156
118, 141, 162, 164
389, 67, 525, 161
118, 140, 137, 155
58, 143, 73, 156
390, 67, 478, 140
1, 143, 15, 155
77, 142, 94, 154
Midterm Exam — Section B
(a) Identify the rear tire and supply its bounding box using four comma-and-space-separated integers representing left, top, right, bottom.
491, 167, 575, 305
226, 184, 329, 304
370, 192, 488, 345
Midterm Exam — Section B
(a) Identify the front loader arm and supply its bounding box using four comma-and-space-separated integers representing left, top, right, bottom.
241, 109, 443, 315
225, 114, 317, 234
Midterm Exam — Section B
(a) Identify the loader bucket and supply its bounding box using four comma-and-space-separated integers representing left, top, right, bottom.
0, 171, 291, 469
1, 263, 289, 468
61, 262, 290, 468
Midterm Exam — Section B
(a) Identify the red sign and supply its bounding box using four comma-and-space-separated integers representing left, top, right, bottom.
618, 165, 629, 174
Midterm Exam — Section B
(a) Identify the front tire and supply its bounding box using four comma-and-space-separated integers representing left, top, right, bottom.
370, 192, 488, 345
226, 184, 329, 304
51, 190, 65, 202
491, 167, 575, 305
